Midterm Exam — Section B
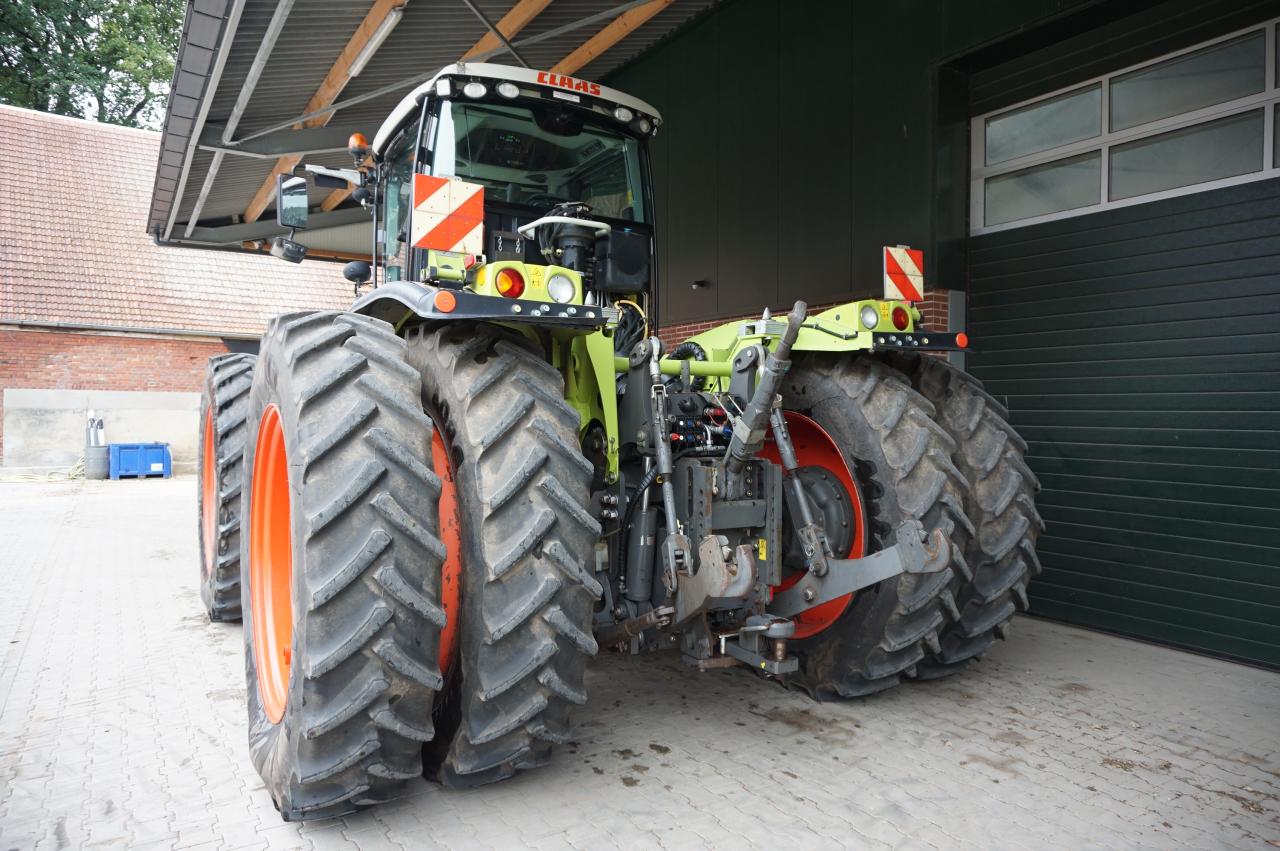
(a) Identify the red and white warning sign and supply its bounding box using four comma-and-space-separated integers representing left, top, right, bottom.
883, 246, 924, 302
412, 174, 484, 255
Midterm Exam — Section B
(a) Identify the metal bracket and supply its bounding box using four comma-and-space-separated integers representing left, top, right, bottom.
722, 615, 799, 674
768, 518, 950, 619
673, 536, 754, 625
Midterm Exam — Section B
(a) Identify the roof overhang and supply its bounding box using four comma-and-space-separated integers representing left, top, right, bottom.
147, 0, 712, 260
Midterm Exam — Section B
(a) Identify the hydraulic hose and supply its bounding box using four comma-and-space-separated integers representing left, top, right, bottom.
665, 341, 708, 391
723, 301, 807, 495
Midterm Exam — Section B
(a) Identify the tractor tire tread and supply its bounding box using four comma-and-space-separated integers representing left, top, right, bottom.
782, 354, 970, 699
198, 352, 257, 622
406, 322, 597, 790
883, 354, 1042, 674
241, 311, 443, 821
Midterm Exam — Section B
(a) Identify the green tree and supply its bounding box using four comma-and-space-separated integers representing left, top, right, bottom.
0, 0, 182, 129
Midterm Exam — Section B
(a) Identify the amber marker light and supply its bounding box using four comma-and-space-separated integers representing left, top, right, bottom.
348, 132, 370, 160
434, 290, 457, 312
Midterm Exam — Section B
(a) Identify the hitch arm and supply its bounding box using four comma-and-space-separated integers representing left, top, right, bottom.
645, 338, 692, 591
768, 519, 950, 619
768, 405, 835, 576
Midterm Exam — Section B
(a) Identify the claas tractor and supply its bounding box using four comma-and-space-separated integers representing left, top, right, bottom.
195, 62, 1043, 821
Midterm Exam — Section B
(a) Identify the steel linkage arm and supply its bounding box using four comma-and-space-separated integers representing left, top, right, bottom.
768, 518, 950, 618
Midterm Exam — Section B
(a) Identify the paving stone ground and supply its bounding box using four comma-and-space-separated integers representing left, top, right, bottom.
1, 478, 1277, 850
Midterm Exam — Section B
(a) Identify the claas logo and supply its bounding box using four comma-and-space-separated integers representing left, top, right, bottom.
536, 71, 602, 96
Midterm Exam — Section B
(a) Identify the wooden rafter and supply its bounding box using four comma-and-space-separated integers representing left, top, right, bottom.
242, 0, 404, 224
317, 0, 554, 213
550, 0, 671, 76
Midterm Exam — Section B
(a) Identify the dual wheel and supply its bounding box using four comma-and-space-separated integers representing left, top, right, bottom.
224, 313, 597, 820
767, 353, 1043, 696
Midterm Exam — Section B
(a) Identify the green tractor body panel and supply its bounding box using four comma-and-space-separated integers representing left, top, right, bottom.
560, 297, 961, 483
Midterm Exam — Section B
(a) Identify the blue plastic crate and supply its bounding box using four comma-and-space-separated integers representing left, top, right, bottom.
108, 443, 173, 480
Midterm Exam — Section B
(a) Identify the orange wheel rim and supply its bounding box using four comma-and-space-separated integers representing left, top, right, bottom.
761, 411, 867, 639
432, 428, 462, 676
201, 409, 218, 577
249, 404, 293, 723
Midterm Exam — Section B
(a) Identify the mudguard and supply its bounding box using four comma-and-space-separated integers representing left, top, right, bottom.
351, 280, 608, 330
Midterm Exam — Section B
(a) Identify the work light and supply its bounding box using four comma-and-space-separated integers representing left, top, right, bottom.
496, 82, 520, 99
463, 82, 487, 98
547, 273, 576, 304
860, 305, 879, 330
614, 107, 634, 123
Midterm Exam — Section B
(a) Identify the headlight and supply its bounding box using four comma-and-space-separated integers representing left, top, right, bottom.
613, 106, 634, 122
496, 82, 519, 99
547, 273, 576, 304
860, 305, 880, 330
463, 81, 487, 98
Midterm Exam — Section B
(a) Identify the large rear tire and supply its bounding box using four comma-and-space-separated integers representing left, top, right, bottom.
405, 322, 601, 788
885, 353, 1044, 670
198, 352, 255, 622
780, 353, 970, 698
241, 311, 446, 820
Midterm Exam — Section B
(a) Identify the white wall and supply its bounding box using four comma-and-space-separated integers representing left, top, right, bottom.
3, 389, 200, 474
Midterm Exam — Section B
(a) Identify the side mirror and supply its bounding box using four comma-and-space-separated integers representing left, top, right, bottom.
343, 260, 371, 284
275, 174, 309, 229
270, 236, 307, 263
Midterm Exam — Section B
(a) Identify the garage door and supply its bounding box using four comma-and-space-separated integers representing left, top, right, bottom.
964, 14, 1280, 667
967, 177, 1280, 667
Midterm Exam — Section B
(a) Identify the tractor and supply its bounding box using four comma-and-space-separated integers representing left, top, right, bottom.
195, 62, 1043, 821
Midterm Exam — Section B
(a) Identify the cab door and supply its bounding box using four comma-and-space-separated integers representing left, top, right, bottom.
378, 124, 418, 282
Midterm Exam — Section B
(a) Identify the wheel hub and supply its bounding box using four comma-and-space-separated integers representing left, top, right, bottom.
248, 404, 293, 724
201, 409, 218, 578
431, 428, 463, 676
761, 411, 867, 639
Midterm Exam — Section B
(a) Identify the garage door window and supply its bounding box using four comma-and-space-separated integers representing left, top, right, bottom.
1110, 110, 1264, 199
985, 86, 1101, 165
973, 20, 1280, 233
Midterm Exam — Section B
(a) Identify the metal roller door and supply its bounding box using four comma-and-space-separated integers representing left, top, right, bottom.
967, 178, 1280, 666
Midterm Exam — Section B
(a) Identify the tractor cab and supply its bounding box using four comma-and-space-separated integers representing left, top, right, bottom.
277, 63, 660, 330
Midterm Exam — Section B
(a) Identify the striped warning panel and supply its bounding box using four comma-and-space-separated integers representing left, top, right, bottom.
883, 246, 924, 302
412, 175, 484, 255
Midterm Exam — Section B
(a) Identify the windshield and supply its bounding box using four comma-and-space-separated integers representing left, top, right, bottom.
429, 100, 648, 223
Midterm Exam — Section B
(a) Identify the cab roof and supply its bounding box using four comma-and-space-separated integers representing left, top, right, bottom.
373, 62, 663, 154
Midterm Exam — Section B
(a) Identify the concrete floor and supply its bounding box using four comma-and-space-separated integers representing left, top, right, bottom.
0, 478, 1277, 850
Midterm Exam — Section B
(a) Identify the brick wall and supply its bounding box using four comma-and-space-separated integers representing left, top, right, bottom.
657, 290, 952, 348
0, 329, 233, 461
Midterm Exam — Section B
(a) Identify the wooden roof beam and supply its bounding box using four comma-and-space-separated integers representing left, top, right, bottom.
550, 0, 672, 76
319, 0, 553, 213
243, 0, 405, 224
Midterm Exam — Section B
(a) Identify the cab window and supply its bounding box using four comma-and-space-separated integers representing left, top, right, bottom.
380, 129, 416, 282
